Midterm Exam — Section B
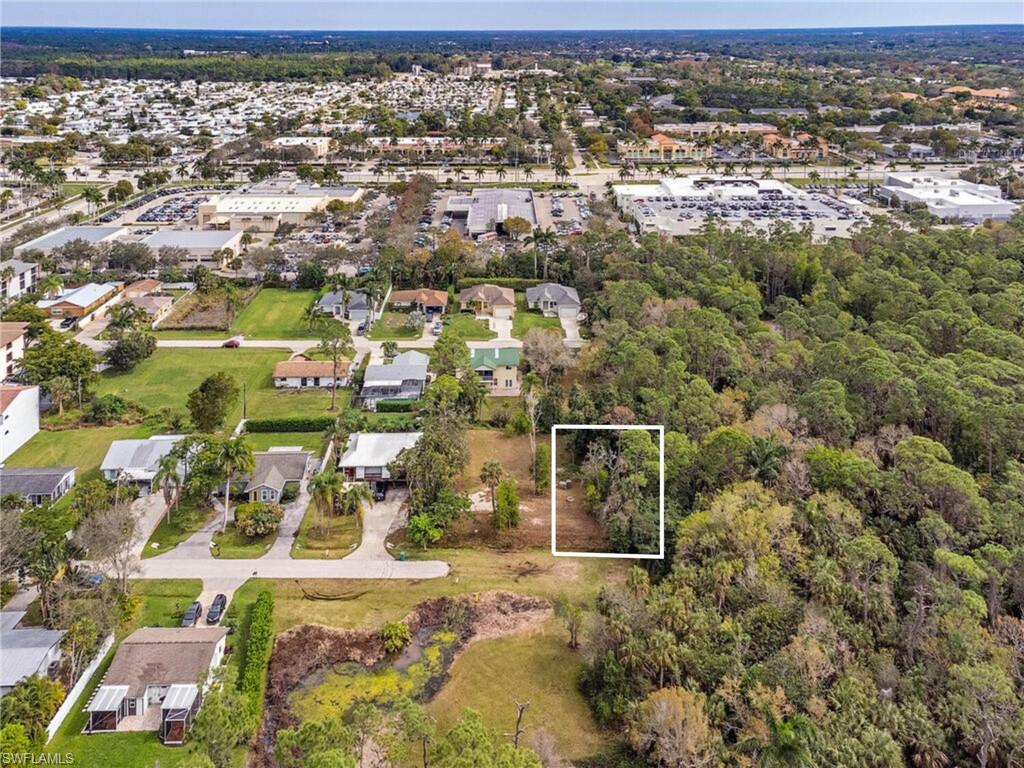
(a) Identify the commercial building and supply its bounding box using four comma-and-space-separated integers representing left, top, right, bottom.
271, 135, 332, 158
445, 188, 537, 238
655, 122, 776, 137
197, 182, 363, 231
877, 172, 1019, 222
0, 385, 39, 462
762, 132, 829, 161
612, 176, 866, 241
620, 133, 710, 163
141, 230, 244, 269
0, 259, 41, 300
13, 226, 127, 258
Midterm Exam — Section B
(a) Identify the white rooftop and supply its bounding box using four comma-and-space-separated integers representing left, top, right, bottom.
0, 611, 66, 689
338, 432, 422, 469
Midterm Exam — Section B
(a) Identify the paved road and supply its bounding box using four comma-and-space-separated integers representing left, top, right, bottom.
138, 556, 448, 580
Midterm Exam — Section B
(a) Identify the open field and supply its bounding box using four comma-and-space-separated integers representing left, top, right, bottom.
5, 423, 156, 481
445, 313, 496, 340
291, 504, 360, 559
427, 618, 608, 759
95, 348, 343, 426
367, 310, 423, 340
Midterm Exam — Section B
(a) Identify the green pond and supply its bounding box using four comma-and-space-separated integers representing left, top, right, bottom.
290, 629, 458, 721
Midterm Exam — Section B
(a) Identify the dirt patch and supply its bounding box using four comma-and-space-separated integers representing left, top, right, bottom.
554, 484, 609, 552
255, 590, 551, 767
161, 286, 258, 330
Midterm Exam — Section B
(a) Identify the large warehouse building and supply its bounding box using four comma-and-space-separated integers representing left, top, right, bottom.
612, 176, 866, 241
877, 172, 1018, 223
197, 181, 364, 231
444, 188, 537, 238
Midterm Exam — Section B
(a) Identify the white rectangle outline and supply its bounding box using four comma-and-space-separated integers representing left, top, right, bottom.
550, 423, 665, 560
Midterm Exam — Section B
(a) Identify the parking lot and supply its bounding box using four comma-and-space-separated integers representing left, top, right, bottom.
94, 185, 234, 224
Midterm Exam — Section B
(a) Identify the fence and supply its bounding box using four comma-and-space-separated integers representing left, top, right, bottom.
46, 632, 115, 742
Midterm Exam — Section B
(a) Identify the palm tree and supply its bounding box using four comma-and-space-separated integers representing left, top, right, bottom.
309, 468, 344, 537
0, 188, 13, 212
750, 436, 789, 486
82, 186, 103, 216
761, 167, 775, 180
522, 166, 534, 181
37, 274, 62, 298
153, 452, 182, 523
480, 460, 503, 516
46, 375, 74, 417
214, 437, 255, 533
475, 166, 485, 182
340, 482, 373, 531
808, 170, 821, 184
757, 712, 817, 768
381, 340, 399, 361
495, 165, 508, 182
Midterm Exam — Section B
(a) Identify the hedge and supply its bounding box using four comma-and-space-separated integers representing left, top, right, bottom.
245, 416, 335, 433
375, 399, 417, 413
240, 590, 274, 716
456, 276, 544, 291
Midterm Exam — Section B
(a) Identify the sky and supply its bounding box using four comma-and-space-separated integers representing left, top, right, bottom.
2, 1, 1022, 31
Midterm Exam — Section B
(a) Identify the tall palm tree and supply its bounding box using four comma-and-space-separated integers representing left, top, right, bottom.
153, 452, 182, 523
82, 186, 103, 216
215, 437, 255, 533
340, 482, 373, 531
309, 468, 344, 537
480, 460, 503, 516
522, 165, 534, 181
495, 165, 508, 181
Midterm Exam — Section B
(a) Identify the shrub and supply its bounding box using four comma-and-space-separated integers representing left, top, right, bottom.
376, 399, 416, 413
245, 416, 335, 433
505, 411, 531, 436
493, 477, 520, 530
86, 394, 130, 423
381, 621, 412, 653
234, 503, 284, 538
104, 330, 156, 372
240, 590, 274, 716
457, 276, 543, 291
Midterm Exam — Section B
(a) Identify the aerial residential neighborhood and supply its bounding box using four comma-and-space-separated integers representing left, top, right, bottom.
1, 7, 1023, 768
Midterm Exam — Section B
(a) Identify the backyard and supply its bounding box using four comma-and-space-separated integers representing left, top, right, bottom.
5, 423, 157, 481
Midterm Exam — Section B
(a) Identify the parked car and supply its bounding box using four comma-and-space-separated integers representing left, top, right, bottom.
222, 338, 241, 348
432, 321, 442, 336
356, 321, 368, 335
206, 594, 227, 624
181, 601, 203, 627
59, 317, 77, 329
374, 481, 387, 502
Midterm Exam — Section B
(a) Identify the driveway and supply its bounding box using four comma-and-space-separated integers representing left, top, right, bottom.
560, 315, 582, 348
488, 316, 513, 341
348, 489, 407, 561
266, 479, 311, 558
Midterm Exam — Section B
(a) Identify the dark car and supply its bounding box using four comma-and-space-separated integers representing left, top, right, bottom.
374, 481, 387, 502
222, 338, 241, 348
180, 601, 203, 627
356, 321, 367, 336
59, 317, 77, 329
206, 594, 227, 624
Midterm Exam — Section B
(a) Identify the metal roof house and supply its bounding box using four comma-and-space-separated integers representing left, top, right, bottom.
338, 432, 422, 483
0, 467, 76, 506
85, 627, 227, 744
360, 351, 429, 410
100, 435, 182, 487
0, 611, 66, 697
525, 283, 581, 317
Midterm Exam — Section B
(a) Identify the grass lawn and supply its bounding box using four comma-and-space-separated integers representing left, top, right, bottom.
291, 504, 360, 559
212, 522, 277, 558
445, 313, 496, 341
141, 501, 216, 559
231, 288, 323, 339
427, 619, 608, 759
5, 423, 156, 482
96, 348, 343, 427
46, 580, 229, 768
243, 431, 325, 455
367, 310, 423, 341
512, 296, 563, 339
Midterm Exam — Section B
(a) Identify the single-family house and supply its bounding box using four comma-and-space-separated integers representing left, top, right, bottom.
470, 347, 522, 395
360, 351, 428, 410
0, 467, 76, 506
389, 288, 449, 317
129, 294, 174, 324
273, 357, 352, 389
0, 611, 65, 697
459, 284, 516, 318
0, 385, 39, 463
524, 283, 581, 318
1, 322, 29, 379
338, 432, 422, 483
240, 449, 311, 503
123, 279, 162, 299
100, 435, 182, 488
317, 290, 372, 322
36, 282, 122, 319
0, 259, 41, 301
85, 627, 227, 744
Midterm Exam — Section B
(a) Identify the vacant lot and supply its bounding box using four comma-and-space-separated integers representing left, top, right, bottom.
96, 348, 340, 426
159, 286, 258, 331
445, 313, 496, 340
231, 288, 323, 339
367, 310, 423, 340
291, 504, 360, 559
427, 618, 608, 759
512, 295, 563, 339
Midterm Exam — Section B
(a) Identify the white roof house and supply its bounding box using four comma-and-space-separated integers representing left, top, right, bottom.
0, 611, 66, 696
338, 432, 422, 481
37, 282, 120, 312
100, 435, 182, 484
